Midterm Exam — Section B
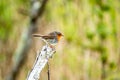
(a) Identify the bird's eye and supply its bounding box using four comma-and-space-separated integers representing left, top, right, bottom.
59, 34, 61, 36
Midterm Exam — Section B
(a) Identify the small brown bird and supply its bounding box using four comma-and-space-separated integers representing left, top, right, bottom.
33, 31, 63, 46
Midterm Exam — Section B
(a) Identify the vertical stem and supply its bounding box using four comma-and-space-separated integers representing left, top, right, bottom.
83, 49, 91, 80
47, 62, 50, 80
100, 40, 107, 80
101, 61, 106, 80
116, 3, 120, 70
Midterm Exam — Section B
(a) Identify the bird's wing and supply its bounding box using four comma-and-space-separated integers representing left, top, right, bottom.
33, 34, 55, 39
41, 35, 55, 39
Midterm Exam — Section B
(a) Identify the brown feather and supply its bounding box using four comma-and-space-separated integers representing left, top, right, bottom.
32, 34, 42, 37
41, 36, 55, 39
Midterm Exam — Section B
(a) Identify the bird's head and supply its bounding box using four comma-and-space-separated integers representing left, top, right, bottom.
54, 31, 63, 41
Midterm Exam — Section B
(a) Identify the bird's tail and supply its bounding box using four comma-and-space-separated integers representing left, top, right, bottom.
32, 34, 43, 37
33, 34, 50, 45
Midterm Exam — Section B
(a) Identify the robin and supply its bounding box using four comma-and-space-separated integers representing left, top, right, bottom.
33, 31, 63, 46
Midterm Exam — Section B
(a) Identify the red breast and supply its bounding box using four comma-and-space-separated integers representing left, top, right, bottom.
57, 35, 62, 41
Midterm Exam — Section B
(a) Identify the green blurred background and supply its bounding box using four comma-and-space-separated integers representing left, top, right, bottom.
0, 0, 120, 80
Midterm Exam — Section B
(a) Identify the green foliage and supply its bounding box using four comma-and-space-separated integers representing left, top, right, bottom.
0, 0, 13, 41
97, 22, 108, 39
93, 5, 103, 18
101, 52, 108, 64
86, 27, 96, 40
109, 61, 116, 70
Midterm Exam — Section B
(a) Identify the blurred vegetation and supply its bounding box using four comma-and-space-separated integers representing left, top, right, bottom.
0, 0, 120, 80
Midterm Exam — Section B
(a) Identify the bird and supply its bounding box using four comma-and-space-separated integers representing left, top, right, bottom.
33, 31, 63, 46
